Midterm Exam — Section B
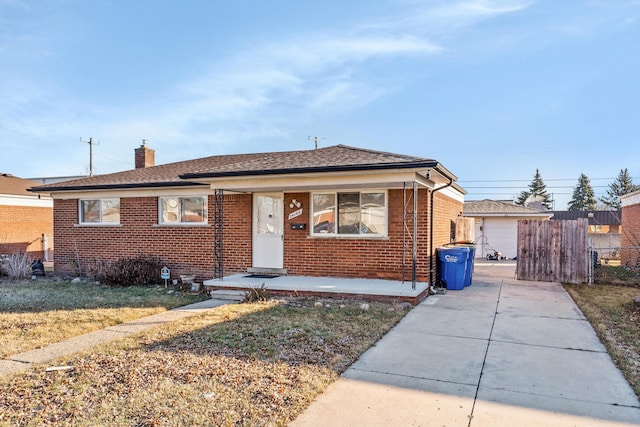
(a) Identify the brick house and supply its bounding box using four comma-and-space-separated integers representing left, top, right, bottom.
31, 144, 465, 291
620, 189, 640, 267
0, 173, 53, 260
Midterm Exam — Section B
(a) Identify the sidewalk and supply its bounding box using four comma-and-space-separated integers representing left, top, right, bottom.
0, 297, 237, 378
292, 267, 640, 426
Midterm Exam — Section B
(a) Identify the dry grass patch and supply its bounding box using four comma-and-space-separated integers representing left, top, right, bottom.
564, 283, 640, 396
0, 298, 409, 426
0, 280, 206, 358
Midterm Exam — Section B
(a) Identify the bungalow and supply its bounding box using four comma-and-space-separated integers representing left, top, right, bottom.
0, 173, 53, 260
30, 144, 465, 294
463, 199, 552, 259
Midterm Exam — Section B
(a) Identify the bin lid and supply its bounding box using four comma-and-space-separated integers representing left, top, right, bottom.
438, 246, 468, 261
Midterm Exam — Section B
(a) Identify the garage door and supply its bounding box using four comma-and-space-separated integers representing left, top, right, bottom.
483, 218, 518, 259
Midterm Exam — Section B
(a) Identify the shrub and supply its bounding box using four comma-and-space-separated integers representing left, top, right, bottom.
0, 252, 32, 279
243, 283, 269, 303
94, 255, 164, 287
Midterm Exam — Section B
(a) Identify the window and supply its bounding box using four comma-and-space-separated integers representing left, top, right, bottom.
159, 196, 207, 224
79, 199, 120, 224
312, 191, 386, 236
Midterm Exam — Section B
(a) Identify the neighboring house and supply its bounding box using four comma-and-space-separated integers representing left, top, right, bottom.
620, 189, 640, 267
31, 144, 465, 291
0, 173, 53, 260
463, 199, 552, 259
550, 210, 622, 260
28, 175, 89, 185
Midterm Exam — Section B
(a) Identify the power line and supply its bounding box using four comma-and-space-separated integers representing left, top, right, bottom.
463, 185, 612, 189
459, 177, 640, 183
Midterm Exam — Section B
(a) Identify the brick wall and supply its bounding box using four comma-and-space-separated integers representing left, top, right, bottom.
621, 203, 640, 267
283, 189, 462, 282
0, 205, 53, 259
53, 194, 252, 281
53, 189, 462, 284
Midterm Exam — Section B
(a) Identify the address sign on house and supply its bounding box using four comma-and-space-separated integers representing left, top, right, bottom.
288, 208, 303, 220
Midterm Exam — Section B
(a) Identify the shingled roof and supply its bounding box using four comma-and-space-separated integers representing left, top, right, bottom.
464, 199, 552, 216
31, 145, 443, 192
0, 173, 46, 197
550, 210, 621, 225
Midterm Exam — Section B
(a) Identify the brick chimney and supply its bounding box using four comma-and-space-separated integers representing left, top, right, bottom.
134, 139, 155, 169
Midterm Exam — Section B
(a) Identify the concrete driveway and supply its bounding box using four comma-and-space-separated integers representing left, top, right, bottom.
292, 263, 640, 426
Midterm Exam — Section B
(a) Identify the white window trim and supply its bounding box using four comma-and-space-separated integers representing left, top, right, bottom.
310, 190, 388, 238
158, 195, 208, 225
78, 198, 121, 225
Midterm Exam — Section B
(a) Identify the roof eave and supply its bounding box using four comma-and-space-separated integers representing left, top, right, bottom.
29, 181, 207, 193
463, 212, 552, 217
180, 160, 441, 180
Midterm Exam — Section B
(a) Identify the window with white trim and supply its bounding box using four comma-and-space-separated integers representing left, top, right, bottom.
159, 196, 207, 224
311, 191, 387, 236
79, 199, 120, 224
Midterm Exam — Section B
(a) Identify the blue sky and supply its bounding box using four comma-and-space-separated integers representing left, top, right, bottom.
1, 0, 639, 209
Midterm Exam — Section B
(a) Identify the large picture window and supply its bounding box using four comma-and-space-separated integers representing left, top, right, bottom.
312, 191, 386, 236
159, 196, 207, 224
79, 199, 120, 224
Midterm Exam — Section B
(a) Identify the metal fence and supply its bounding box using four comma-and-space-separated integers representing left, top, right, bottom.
590, 243, 640, 286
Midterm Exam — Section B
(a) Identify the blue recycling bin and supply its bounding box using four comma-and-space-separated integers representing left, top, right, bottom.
466, 246, 475, 285
437, 247, 468, 290
454, 245, 475, 287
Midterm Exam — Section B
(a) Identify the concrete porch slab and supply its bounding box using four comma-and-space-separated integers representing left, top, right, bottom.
204, 274, 429, 303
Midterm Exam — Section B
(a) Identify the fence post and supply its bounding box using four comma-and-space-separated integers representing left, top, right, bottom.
588, 238, 593, 285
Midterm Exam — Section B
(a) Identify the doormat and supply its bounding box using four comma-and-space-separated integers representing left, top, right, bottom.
244, 274, 278, 279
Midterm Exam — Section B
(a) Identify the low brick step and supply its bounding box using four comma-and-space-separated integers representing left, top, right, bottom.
210, 290, 246, 302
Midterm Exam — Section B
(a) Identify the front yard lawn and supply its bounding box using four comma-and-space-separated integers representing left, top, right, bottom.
0, 297, 408, 426
0, 280, 206, 358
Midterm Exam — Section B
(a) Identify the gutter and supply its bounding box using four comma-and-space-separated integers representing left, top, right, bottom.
180, 160, 440, 179
429, 168, 455, 292
29, 181, 208, 193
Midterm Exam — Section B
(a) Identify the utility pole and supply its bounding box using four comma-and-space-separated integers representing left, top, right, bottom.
80, 137, 99, 176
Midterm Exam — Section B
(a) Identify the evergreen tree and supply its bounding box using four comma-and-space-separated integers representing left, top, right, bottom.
568, 173, 597, 211
515, 169, 552, 210
599, 168, 639, 210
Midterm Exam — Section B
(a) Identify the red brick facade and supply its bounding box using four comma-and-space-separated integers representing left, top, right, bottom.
53, 189, 462, 283
0, 204, 53, 259
621, 203, 640, 267
53, 195, 252, 280
283, 189, 461, 282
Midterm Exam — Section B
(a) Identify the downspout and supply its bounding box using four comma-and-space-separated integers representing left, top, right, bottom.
429, 171, 454, 292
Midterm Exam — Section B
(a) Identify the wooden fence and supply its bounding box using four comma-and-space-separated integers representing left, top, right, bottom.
517, 218, 589, 284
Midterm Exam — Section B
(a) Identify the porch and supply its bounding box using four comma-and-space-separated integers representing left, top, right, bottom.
203, 274, 430, 305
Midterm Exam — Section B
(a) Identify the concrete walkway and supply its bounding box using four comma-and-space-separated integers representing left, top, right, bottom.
292, 265, 640, 426
0, 297, 239, 378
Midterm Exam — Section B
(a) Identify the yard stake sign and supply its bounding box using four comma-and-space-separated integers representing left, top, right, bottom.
161, 266, 170, 288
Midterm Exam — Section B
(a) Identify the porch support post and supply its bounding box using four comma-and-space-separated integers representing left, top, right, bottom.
214, 189, 224, 280
412, 181, 418, 290
402, 181, 418, 289
402, 182, 406, 283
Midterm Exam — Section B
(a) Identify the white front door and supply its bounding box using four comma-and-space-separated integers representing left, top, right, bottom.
253, 193, 284, 269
